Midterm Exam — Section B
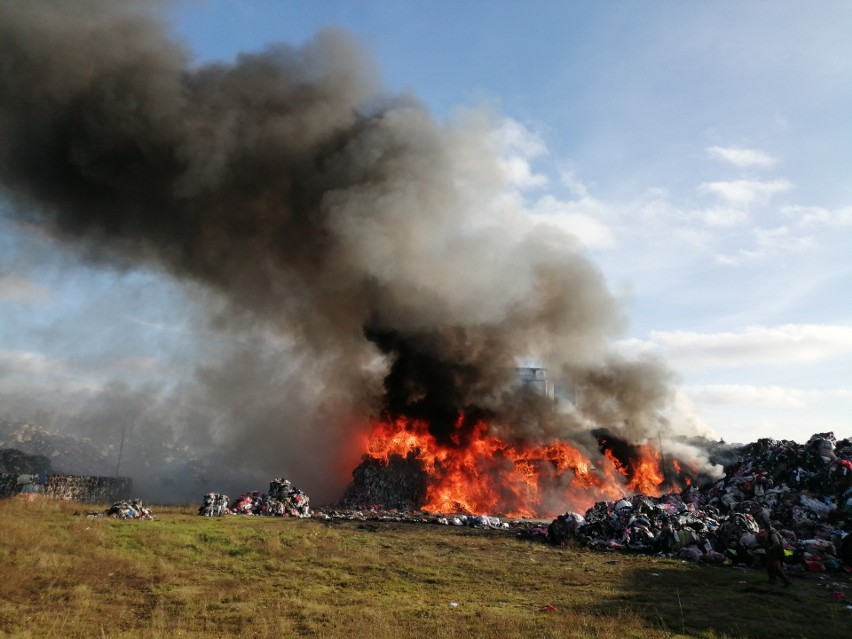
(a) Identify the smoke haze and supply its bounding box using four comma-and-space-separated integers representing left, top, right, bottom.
0, 1, 719, 502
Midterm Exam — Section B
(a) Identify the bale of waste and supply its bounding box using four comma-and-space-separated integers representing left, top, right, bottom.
197, 478, 311, 518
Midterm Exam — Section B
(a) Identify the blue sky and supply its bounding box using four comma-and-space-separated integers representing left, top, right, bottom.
1, 0, 851, 447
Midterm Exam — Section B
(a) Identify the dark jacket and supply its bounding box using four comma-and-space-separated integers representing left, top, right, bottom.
765, 528, 785, 561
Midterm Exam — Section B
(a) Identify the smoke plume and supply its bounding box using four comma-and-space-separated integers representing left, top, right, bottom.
0, 2, 718, 502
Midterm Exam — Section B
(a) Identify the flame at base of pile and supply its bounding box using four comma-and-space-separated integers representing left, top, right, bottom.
340, 415, 688, 518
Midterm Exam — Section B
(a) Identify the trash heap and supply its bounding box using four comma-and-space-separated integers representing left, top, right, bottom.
435, 514, 510, 529
105, 499, 154, 520
198, 492, 229, 516
545, 432, 852, 573
199, 478, 311, 518
339, 452, 428, 512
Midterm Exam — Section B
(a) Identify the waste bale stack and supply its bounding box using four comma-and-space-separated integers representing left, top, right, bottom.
43, 474, 133, 503
198, 492, 229, 516
0, 471, 132, 503
268, 478, 311, 517
546, 432, 852, 574
338, 452, 428, 512
197, 478, 311, 518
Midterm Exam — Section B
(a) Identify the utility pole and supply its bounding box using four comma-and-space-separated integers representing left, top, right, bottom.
115, 422, 127, 478
658, 430, 668, 485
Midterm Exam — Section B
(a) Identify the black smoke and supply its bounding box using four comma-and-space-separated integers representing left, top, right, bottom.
0, 1, 720, 502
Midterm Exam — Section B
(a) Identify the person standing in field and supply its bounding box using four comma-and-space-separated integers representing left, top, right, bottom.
762, 523, 792, 586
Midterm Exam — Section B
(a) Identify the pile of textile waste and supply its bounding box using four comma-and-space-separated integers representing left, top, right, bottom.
538, 432, 851, 575
198, 478, 311, 518
99, 499, 154, 520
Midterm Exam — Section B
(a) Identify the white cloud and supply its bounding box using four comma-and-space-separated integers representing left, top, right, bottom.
559, 168, 590, 200
707, 145, 777, 168
716, 225, 816, 265
630, 191, 718, 249
635, 188, 678, 220
645, 324, 852, 370
698, 179, 791, 207
0, 349, 66, 376
0, 274, 51, 304
693, 206, 749, 228
615, 337, 664, 360
752, 226, 816, 252
782, 204, 852, 228
687, 384, 852, 412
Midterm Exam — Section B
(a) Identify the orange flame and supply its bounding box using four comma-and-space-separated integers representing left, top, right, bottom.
359, 415, 681, 517
671, 459, 693, 487
603, 447, 628, 476
624, 445, 666, 495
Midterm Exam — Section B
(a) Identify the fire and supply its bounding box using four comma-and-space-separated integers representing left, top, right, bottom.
603, 448, 628, 476
671, 459, 693, 487
358, 414, 680, 517
624, 445, 666, 495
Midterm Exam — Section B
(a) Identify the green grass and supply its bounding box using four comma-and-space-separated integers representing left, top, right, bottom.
0, 496, 848, 638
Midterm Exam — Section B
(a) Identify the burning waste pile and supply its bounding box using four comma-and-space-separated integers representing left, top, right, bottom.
337, 412, 707, 520
198, 478, 311, 518
2, 0, 844, 569
0, 2, 722, 510
541, 432, 852, 574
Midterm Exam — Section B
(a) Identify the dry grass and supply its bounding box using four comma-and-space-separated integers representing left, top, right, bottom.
0, 496, 848, 638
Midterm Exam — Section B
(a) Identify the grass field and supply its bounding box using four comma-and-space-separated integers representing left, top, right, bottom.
0, 496, 848, 639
